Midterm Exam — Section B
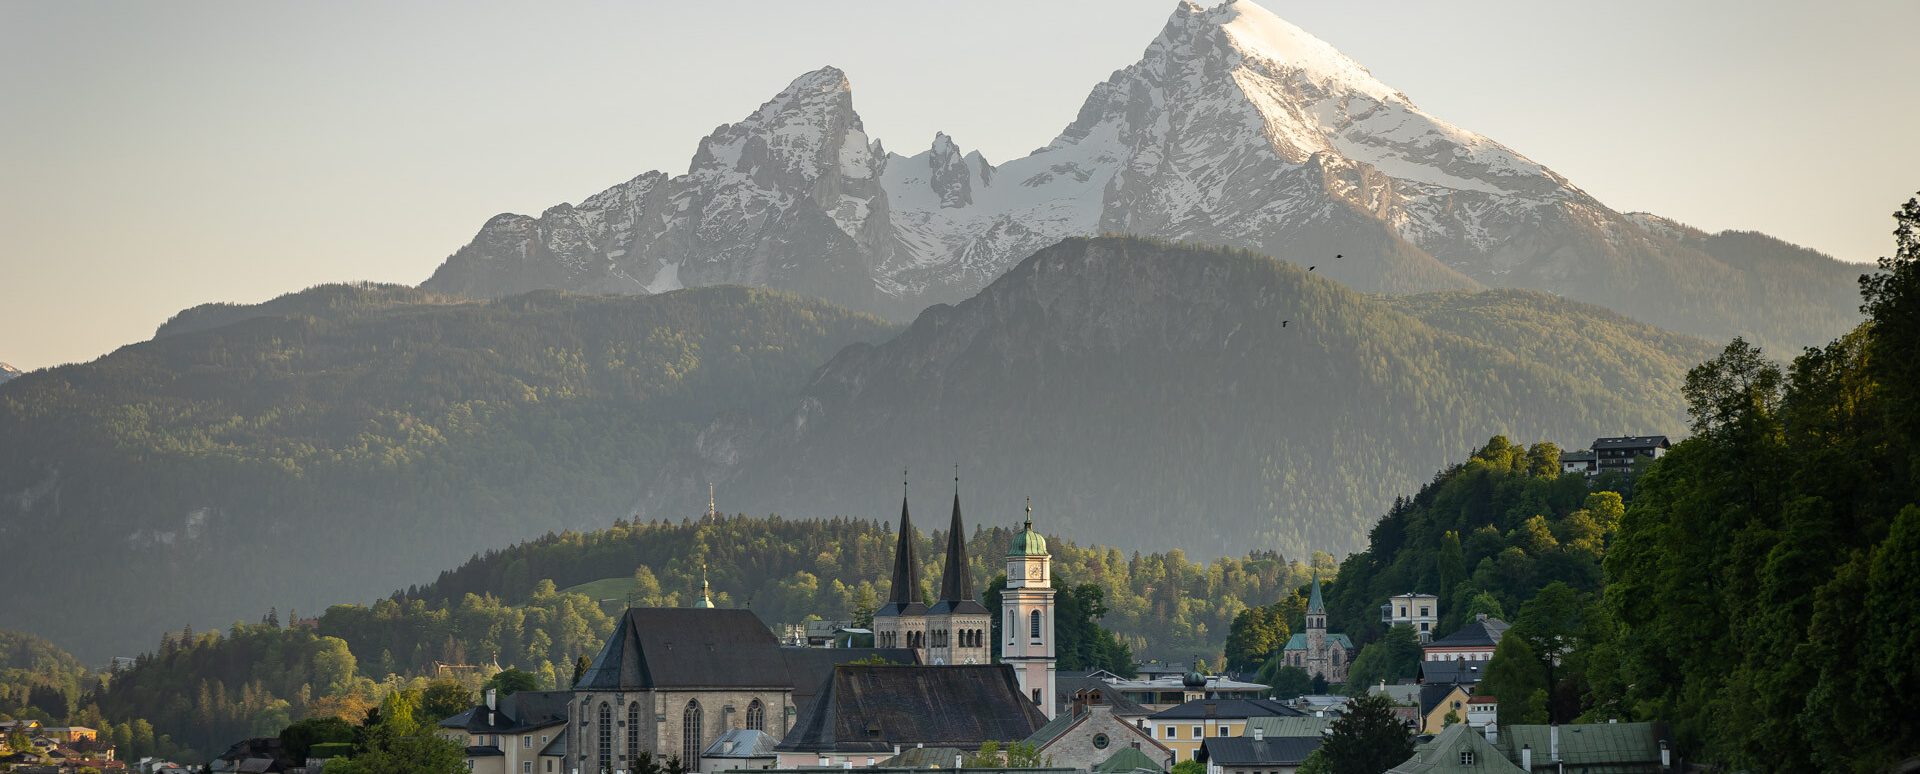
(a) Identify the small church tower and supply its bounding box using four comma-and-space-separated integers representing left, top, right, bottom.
1305, 570, 1327, 671
1003, 499, 1057, 718
873, 480, 927, 656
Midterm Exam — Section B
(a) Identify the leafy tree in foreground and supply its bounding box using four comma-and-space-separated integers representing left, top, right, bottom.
1318, 693, 1412, 774
1480, 635, 1548, 726
328, 688, 465, 774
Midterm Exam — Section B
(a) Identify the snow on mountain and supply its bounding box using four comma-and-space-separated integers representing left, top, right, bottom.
422, 0, 1860, 348
0, 363, 21, 385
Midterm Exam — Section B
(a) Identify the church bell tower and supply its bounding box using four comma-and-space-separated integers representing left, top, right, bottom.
1003, 499, 1057, 718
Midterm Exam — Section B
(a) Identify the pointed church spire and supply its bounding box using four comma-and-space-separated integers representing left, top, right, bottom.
939, 469, 973, 603
883, 470, 924, 613
707, 482, 716, 521
1307, 570, 1326, 614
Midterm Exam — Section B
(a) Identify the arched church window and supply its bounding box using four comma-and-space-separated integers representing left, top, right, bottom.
628, 701, 641, 762
597, 702, 612, 772
746, 699, 765, 732
682, 700, 703, 766
1030, 610, 1043, 640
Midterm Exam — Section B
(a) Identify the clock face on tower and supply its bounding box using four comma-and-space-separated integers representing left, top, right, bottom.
1027, 565, 1044, 579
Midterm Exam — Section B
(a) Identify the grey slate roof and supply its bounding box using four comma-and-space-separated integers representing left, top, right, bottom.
1147, 699, 1304, 720
1055, 676, 1153, 717
1198, 736, 1324, 767
1421, 659, 1487, 684
575, 607, 915, 705
775, 664, 1047, 754
1591, 436, 1669, 451
540, 729, 567, 757
437, 690, 571, 733
1429, 616, 1509, 649
703, 728, 780, 759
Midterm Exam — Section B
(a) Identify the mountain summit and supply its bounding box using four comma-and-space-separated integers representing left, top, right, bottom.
423, 0, 1859, 349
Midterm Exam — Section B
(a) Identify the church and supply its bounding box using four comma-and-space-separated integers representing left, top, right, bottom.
873, 481, 1058, 715
1278, 573, 1352, 685
538, 481, 1061, 774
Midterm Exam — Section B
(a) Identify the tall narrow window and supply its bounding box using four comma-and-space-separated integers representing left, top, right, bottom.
628, 702, 642, 762
1030, 610, 1042, 640
682, 700, 704, 766
746, 699, 765, 732
597, 702, 612, 772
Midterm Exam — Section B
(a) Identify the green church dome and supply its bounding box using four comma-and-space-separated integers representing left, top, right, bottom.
1007, 498, 1048, 557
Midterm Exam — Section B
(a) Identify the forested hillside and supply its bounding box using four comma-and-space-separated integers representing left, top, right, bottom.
719, 237, 1711, 558
1592, 197, 1920, 770
0, 284, 895, 660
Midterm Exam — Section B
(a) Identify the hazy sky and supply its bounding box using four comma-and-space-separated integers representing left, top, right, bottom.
3, 1, 1915, 371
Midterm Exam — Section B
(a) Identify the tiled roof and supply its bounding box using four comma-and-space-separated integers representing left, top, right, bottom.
1199, 736, 1324, 767
775, 664, 1047, 754
1242, 715, 1334, 738
1147, 699, 1304, 720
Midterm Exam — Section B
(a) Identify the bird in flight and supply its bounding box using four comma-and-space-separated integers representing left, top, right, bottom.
1308, 266, 1316, 272
1336, 253, 1343, 260
1282, 320, 1289, 327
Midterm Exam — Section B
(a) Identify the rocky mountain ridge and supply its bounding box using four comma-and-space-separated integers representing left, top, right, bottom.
422, 0, 1861, 351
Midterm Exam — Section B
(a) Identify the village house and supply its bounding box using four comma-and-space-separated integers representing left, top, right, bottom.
436, 687, 569, 774
1022, 686, 1174, 771
1380, 593, 1440, 643
1421, 614, 1509, 686
1197, 727, 1325, 774
1143, 699, 1304, 762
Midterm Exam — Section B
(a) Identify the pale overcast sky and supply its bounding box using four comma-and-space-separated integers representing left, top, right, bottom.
3, 1, 1915, 370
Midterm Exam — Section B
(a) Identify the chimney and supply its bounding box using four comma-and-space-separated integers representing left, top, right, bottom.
1660, 739, 1671, 770
893, 745, 901, 756
1476, 613, 1488, 622
1521, 744, 1532, 770
1550, 724, 1560, 762
486, 688, 498, 711
1252, 728, 1264, 742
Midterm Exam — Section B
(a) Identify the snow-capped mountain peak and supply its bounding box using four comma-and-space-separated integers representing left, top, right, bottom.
423, 0, 1861, 348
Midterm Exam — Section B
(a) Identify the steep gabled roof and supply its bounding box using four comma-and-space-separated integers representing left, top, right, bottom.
575, 607, 788, 690
1307, 572, 1326, 614
775, 664, 1047, 753
1419, 683, 1468, 716
1387, 723, 1523, 774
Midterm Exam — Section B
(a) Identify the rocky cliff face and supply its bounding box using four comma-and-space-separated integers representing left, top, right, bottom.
423, 0, 1860, 350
